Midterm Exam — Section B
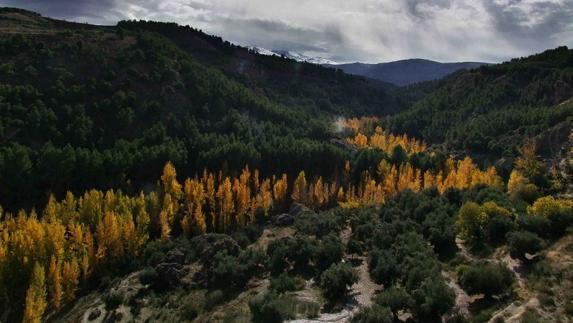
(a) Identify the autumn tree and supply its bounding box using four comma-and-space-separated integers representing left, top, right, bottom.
291, 171, 308, 204
23, 262, 47, 323
47, 256, 62, 310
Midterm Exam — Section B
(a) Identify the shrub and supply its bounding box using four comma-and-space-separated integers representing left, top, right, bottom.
249, 292, 296, 323
456, 202, 488, 244
315, 234, 344, 271
459, 262, 514, 298
270, 273, 303, 294
412, 277, 455, 318
319, 263, 359, 302
507, 231, 544, 260
374, 286, 413, 316
205, 290, 225, 309
351, 304, 393, 323
139, 266, 158, 285
103, 290, 124, 310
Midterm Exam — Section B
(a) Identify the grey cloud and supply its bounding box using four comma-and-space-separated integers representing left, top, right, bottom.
2, 0, 572, 62
484, 0, 573, 52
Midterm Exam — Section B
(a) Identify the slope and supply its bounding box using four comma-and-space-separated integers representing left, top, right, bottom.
386, 47, 573, 160
0, 8, 405, 210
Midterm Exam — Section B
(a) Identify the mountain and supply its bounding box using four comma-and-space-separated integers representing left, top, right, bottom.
386, 47, 573, 160
249, 47, 338, 65
326, 59, 487, 86
0, 8, 417, 210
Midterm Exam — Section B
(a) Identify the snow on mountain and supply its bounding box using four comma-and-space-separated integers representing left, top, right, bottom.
248, 47, 338, 65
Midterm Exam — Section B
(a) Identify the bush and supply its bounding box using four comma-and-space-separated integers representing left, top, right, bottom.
319, 263, 359, 302
507, 231, 544, 260
270, 273, 303, 294
315, 234, 344, 271
351, 304, 393, 323
459, 262, 514, 298
412, 277, 455, 318
205, 290, 225, 309
139, 266, 158, 285
103, 290, 124, 310
249, 292, 295, 323
374, 286, 413, 316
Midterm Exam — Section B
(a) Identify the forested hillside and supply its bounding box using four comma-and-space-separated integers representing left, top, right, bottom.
1, 7, 573, 323
387, 47, 573, 158
0, 8, 414, 211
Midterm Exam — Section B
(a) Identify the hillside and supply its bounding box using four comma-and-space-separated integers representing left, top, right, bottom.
386, 47, 573, 162
1, 7, 573, 323
325, 59, 486, 86
0, 8, 414, 210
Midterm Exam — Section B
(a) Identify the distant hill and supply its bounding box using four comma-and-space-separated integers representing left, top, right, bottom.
326, 59, 487, 86
386, 47, 573, 158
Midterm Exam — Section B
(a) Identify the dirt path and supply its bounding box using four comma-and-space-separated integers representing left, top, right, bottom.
287, 226, 382, 323
442, 270, 472, 318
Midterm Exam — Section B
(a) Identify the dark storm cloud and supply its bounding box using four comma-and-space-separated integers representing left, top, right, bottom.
2, 0, 572, 62
2, 0, 121, 23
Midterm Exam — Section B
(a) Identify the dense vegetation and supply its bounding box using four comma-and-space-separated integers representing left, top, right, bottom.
387, 47, 573, 158
1, 7, 573, 323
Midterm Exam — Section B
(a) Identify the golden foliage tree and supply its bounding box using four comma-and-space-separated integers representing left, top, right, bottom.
23, 262, 47, 323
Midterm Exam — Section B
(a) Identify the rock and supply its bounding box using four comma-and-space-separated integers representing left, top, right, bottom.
274, 213, 294, 226
154, 262, 185, 289
88, 308, 101, 321
289, 202, 314, 217
165, 248, 185, 264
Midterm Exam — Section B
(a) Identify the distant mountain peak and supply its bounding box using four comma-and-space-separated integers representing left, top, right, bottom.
248, 46, 338, 65
326, 59, 488, 86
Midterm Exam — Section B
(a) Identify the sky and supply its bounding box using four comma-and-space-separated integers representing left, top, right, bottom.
3, 0, 573, 63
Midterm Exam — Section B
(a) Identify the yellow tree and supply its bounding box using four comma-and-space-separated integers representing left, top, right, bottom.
47, 256, 62, 310
272, 174, 288, 210
217, 177, 234, 232
291, 171, 308, 204
23, 262, 47, 323
62, 259, 80, 304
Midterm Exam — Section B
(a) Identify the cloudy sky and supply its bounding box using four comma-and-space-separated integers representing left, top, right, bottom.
3, 0, 573, 63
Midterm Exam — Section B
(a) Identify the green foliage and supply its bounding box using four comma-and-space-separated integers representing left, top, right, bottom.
103, 290, 124, 310
269, 273, 303, 294
319, 263, 359, 302
351, 304, 393, 323
507, 231, 544, 260
249, 292, 296, 323
387, 47, 573, 158
459, 262, 514, 298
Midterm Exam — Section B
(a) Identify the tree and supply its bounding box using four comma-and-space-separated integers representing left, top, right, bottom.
459, 262, 514, 298
456, 202, 488, 245
47, 256, 62, 310
62, 259, 80, 303
515, 139, 547, 187
23, 262, 47, 323
291, 171, 308, 204
319, 263, 359, 303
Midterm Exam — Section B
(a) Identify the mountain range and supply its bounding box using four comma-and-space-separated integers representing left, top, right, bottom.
325, 59, 488, 86
249, 47, 487, 86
